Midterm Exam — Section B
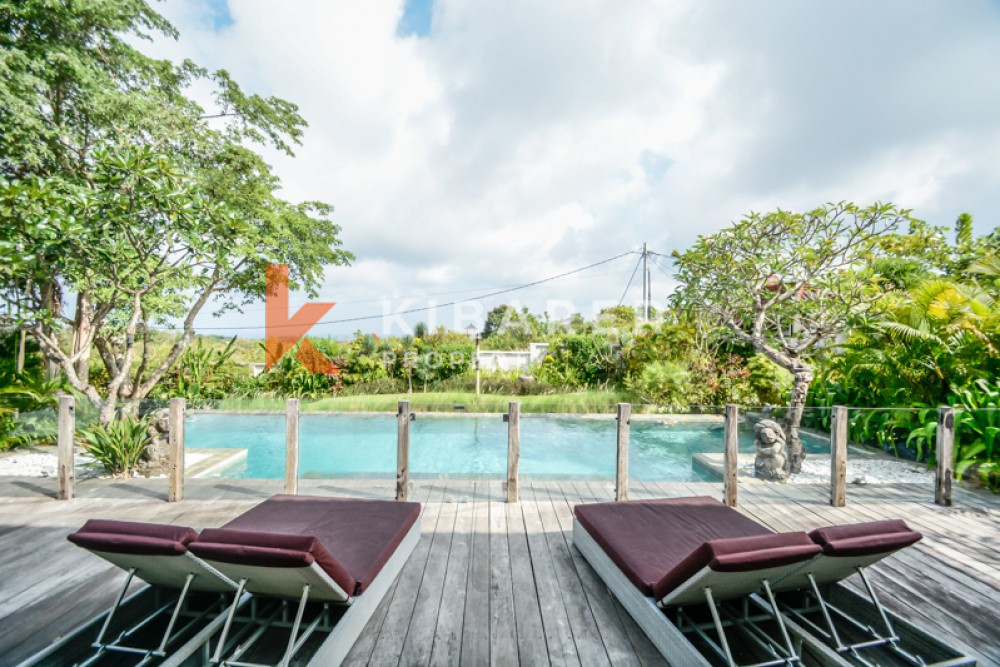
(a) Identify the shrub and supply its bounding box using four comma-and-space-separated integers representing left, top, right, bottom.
626, 360, 694, 410
432, 370, 560, 395
746, 354, 793, 405
537, 335, 619, 388
80, 416, 152, 477
338, 377, 407, 396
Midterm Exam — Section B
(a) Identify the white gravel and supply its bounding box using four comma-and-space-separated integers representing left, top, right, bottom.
739, 456, 934, 485
0, 452, 59, 477
0, 450, 105, 478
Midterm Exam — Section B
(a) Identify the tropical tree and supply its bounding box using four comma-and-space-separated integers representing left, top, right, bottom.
0, 1, 352, 423
672, 202, 913, 472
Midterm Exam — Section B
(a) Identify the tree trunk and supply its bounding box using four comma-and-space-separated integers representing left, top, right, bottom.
16, 327, 26, 373
783, 366, 813, 474
72, 292, 93, 385
98, 399, 118, 426
39, 280, 63, 379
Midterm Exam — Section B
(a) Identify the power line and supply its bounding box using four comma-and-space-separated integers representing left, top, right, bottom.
650, 254, 674, 280
160, 249, 639, 331
225, 268, 637, 313
618, 252, 643, 307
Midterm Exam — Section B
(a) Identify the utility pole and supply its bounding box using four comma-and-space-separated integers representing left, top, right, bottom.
641, 243, 649, 322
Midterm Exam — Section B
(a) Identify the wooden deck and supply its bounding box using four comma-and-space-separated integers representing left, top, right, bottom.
0, 477, 998, 666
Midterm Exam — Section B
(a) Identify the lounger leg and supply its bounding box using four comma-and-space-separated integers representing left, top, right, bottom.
806, 573, 844, 650
212, 578, 247, 664
154, 572, 195, 656
704, 587, 736, 667
279, 584, 311, 667
855, 567, 896, 640
93, 567, 136, 648
760, 579, 797, 663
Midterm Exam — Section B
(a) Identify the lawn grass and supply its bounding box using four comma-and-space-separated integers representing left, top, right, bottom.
215, 390, 631, 414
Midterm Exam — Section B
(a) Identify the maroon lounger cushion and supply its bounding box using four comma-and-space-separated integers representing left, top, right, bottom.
652, 532, 821, 601
190, 528, 357, 596
68, 519, 198, 556
809, 519, 922, 558
575, 496, 815, 598
190, 495, 421, 596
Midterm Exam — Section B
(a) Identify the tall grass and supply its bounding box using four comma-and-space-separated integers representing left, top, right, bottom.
215, 390, 630, 414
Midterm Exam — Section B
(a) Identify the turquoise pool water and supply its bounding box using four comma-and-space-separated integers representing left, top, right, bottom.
185, 413, 827, 481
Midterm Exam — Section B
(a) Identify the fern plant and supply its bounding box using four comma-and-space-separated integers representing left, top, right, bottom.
79, 416, 152, 477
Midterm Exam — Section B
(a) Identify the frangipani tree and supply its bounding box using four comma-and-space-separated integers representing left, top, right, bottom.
672, 202, 914, 473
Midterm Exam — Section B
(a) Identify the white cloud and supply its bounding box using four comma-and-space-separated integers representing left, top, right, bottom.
151, 0, 1000, 337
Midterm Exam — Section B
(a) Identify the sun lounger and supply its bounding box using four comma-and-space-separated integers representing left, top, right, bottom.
767, 520, 945, 664
21, 495, 421, 667
37, 519, 241, 666
186, 495, 421, 667
573, 496, 973, 667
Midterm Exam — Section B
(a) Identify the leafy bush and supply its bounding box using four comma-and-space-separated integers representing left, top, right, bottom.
432, 370, 560, 396
0, 414, 25, 452
79, 416, 152, 477
688, 354, 751, 406
746, 354, 793, 405
0, 375, 65, 450
537, 335, 618, 388
337, 377, 408, 396
626, 360, 694, 410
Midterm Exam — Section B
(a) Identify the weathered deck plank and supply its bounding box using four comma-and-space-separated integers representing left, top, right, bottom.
0, 476, 998, 666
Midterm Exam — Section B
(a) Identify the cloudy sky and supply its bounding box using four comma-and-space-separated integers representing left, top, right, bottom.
151, 0, 1000, 339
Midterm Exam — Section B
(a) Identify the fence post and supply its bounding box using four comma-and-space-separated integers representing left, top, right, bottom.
935, 406, 955, 506
397, 400, 411, 501
285, 398, 300, 495
506, 401, 520, 503
723, 404, 739, 507
475, 334, 481, 396
616, 403, 630, 501
168, 398, 185, 502
57, 394, 75, 501
830, 406, 847, 507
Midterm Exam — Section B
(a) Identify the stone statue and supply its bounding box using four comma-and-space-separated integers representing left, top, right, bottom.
142, 408, 171, 471
754, 419, 788, 482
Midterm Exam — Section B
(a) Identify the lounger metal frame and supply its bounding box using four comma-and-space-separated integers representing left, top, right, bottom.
79, 550, 238, 664
574, 518, 974, 667
572, 519, 847, 667
191, 517, 422, 667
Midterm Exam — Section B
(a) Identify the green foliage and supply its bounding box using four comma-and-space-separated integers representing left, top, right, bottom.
0, 1, 351, 421
671, 202, 913, 448
157, 336, 239, 404
79, 416, 152, 477
258, 341, 343, 399
626, 361, 694, 410
481, 305, 543, 348
0, 373, 65, 450
596, 306, 637, 331
746, 354, 793, 405
951, 380, 1000, 478
537, 335, 618, 388
218, 390, 630, 414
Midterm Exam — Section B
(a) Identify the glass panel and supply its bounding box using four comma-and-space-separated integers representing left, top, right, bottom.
956, 407, 1000, 492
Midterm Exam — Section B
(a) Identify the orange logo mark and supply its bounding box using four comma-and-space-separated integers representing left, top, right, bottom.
265, 264, 339, 375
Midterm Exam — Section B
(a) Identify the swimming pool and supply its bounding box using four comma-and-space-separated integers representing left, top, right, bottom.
185, 413, 828, 481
